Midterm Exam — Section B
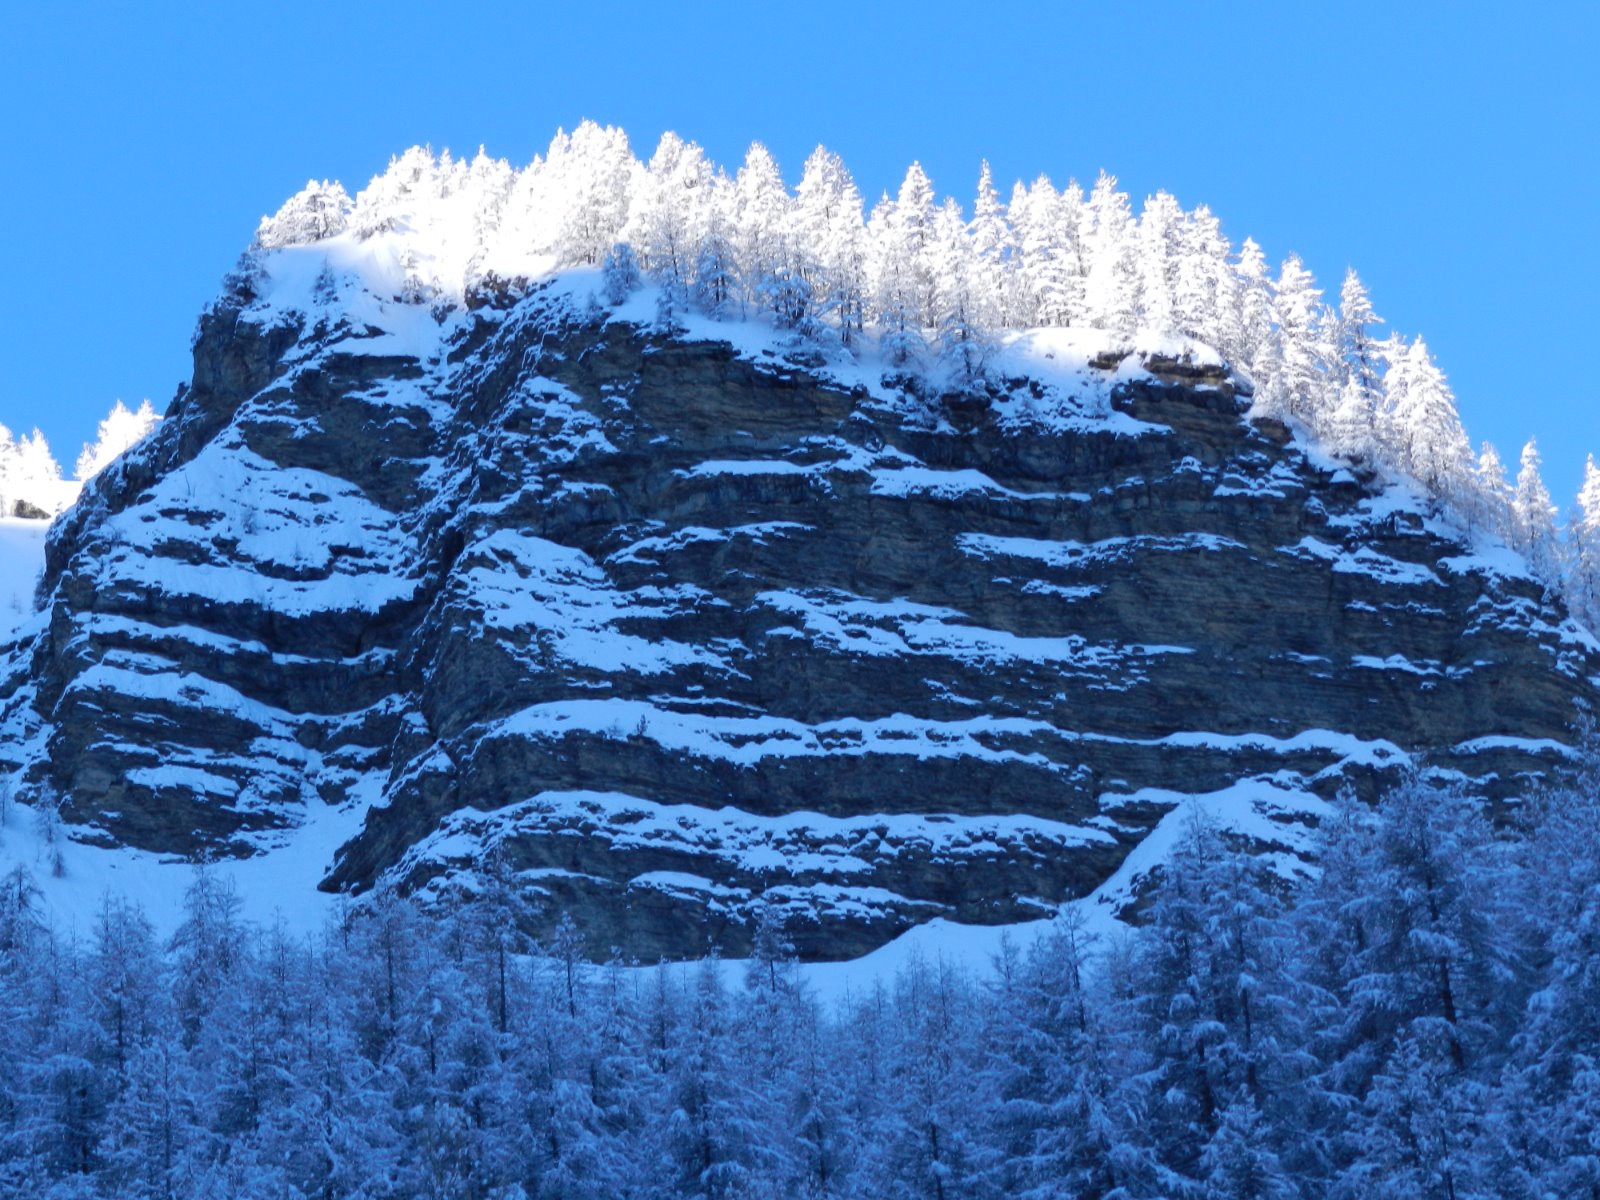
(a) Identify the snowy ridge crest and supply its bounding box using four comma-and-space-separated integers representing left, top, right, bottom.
242, 122, 1596, 625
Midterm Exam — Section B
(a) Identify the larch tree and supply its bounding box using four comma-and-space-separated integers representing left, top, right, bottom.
628, 131, 713, 324
1512, 438, 1562, 581
693, 172, 739, 321
890, 161, 939, 329
1230, 237, 1277, 380
1136, 190, 1185, 335
932, 197, 992, 389
1472, 442, 1516, 540
1336, 268, 1383, 394
1384, 337, 1474, 504
868, 192, 924, 368
1174, 203, 1234, 343
1272, 254, 1327, 424
1009, 176, 1065, 327
1081, 170, 1139, 337
968, 160, 1015, 330
1566, 454, 1600, 629
794, 146, 869, 347
732, 142, 793, 318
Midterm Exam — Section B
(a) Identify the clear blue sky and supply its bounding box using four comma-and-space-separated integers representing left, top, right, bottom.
2, 2, 1595, 498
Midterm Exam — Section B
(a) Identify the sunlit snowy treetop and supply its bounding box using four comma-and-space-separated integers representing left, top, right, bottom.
0, 399, 159, 519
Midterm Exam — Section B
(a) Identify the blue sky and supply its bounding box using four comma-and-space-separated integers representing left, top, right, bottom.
2, 2, 1595, 498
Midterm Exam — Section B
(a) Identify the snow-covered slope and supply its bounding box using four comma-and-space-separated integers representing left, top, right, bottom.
0, 517, 48, 642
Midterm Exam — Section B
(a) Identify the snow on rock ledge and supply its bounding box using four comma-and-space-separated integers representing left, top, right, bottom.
0, 257, 1592, 962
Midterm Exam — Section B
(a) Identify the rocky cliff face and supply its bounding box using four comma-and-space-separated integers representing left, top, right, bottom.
2, 271, 1593, 959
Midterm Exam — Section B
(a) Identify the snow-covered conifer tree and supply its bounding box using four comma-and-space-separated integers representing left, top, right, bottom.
933, 198, 993, 389
600, 242, 642, 306
1326, 376, 1379, 464
1382, 337, 1474, 503
350, 145, 441, 240
1136, 190, 1184, 335
793, 146, 868, 347
463, 147, 515, 265
0, 427, 64, 517
968, 161, 1015, 330
693, 176, 739, 321
867, 193, 924, 368
550, 120, 635, 267
1173, 204, 1234, 345
1567, 455, 1600, 628
1199, 1098, 1297, 1200
1512, 438, 1561, 580
1336, 268, 1383, 394
254, 180, 352, 249
628, 132, 712, 303
0, 427, 18, 518
1009, 176, 1071, 327
1230, 237, 1276, 379
1471, 442, 1515, 539
1081, 171, 1138, 337
1272, 254, 1328, 424
732, 142, 793, 318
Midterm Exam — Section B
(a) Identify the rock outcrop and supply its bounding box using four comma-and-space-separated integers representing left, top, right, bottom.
2, 272, 1594, 959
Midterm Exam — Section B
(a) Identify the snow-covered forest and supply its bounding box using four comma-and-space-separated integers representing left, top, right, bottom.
251, 122, 1600, 627
0, 758, 1596, 1199
0, 400, 160, 519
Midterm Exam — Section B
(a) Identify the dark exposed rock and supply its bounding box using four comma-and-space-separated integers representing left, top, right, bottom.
3, 286, 1595, 961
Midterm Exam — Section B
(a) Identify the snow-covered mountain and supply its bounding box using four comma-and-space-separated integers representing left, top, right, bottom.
1, 128, 1595, 959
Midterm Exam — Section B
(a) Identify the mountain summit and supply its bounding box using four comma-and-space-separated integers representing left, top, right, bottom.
1, 126, 1594, 957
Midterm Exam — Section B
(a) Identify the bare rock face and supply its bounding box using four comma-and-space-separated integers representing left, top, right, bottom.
3, 279, 1594, 960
